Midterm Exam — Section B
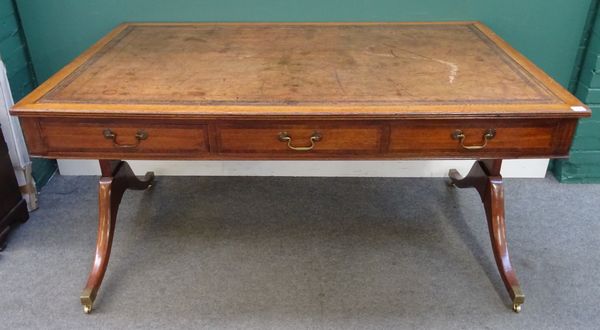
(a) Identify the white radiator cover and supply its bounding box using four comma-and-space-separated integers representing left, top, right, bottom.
1, 59, 37, 209
57, 159, 550, 178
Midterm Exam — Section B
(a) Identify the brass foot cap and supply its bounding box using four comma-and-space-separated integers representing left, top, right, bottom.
512, 303, 522, 313
81, 288, 96, 314
511, 287, 525, 313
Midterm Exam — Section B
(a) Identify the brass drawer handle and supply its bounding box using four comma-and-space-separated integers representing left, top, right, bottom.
451, 128, 496, 150
278, 131, 322, 151
103, 128, 148, 148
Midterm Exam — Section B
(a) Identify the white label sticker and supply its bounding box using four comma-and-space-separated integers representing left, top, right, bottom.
571, 106, 588, 112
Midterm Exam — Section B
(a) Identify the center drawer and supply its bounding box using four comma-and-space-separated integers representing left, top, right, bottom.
216, 122, 384, 155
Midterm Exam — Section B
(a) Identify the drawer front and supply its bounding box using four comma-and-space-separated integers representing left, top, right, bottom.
389, 119, 575, 157
38, 119, 209, 157
20, 117, 576, 159
217, 122, 383, 155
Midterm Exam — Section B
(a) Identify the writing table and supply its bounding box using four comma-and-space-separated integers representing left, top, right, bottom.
11, 22, 590, 314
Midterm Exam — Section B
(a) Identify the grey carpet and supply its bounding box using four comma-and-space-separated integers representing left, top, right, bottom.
0, 174, 599, 329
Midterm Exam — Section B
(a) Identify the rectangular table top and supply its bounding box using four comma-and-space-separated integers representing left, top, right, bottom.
12, 22, 589, 119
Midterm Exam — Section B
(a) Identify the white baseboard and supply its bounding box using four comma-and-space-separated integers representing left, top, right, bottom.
57, 159, 550, 178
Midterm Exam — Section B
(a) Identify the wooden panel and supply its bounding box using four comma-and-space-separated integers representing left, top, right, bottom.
19, 118, 46, 155
0, 132, 21, 214
0, 126, 29, 248
217, 122, 383, 154
389, 119, 575, 157
38, 119, 208, 156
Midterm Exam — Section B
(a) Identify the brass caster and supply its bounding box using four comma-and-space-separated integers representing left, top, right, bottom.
81, 287, 96, 315
511, 286, 525, 313
145, 172, 155, 191
512, 302, 522, 313
447, 169, 460, 187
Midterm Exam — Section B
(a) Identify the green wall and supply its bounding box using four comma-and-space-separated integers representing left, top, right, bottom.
1, 0, 56, 188
15, 0, 592, 86
554, 2, 600, 183
0, 0, 35, 101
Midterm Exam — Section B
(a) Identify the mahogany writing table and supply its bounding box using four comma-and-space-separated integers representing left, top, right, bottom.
11, 22, 590, 314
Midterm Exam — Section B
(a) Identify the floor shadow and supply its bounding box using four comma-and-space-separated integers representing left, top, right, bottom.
88, 176, 512, 316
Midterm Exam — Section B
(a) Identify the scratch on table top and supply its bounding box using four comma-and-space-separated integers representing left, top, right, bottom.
366, 46, 459, 84
390, 49, 459, 84
432, 58, 459, 84
334, 69, 346, 95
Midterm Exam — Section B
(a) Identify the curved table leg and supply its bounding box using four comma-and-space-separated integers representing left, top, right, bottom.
80, 160, 154, 314
449, 159, 525, 313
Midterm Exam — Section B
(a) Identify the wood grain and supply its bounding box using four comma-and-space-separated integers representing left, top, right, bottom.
217, 122, 382, 154
38, 118, 209, 155
81, 160, 154, 313
449, 160, 525, 311
389, 119, 564, 155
